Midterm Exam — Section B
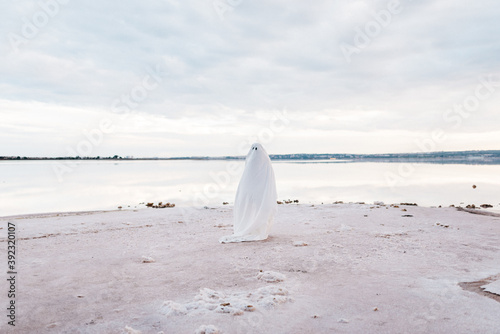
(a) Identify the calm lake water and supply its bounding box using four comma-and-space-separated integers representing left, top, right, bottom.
1, 160, 499, 216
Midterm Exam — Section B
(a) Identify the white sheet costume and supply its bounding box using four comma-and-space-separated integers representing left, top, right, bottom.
219, 143, 277, 243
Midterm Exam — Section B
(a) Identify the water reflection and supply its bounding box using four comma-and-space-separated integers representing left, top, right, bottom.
1, 160, 499, 216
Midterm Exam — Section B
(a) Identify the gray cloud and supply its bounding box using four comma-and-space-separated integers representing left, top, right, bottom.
1, 0, 500, 156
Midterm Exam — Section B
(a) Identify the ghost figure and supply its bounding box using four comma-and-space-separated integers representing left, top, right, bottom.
219, 143, 277, 243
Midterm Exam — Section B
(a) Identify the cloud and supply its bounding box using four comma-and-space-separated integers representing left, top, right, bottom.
1, 0, 500, 156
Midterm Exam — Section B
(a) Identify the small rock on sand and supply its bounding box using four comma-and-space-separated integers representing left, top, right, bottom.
293, 241, 308, 247
141, 256, 155, 263
215, 304, 243, 315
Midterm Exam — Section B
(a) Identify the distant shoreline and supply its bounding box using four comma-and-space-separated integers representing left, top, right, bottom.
2, 149, 500, 164
3, 203, 500, 220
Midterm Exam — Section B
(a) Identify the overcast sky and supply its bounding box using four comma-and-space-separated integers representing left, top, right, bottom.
2, 0, 499, 157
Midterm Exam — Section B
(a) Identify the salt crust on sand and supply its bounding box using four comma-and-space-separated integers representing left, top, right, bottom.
482, 280, 500, 295
124, 325, 142, 334
3, 203, 500, 333
256, 270, 286, 283
194, 324, 220, 334
161, 272, 291, 317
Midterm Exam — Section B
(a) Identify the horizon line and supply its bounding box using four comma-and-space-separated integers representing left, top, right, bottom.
1, 149, 500, 160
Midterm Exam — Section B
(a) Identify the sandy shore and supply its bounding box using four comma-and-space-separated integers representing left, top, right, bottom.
1, 203, 499, 333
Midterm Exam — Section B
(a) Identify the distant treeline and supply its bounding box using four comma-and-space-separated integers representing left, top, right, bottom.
270, 150, 500, 162
2, 150, 500, 164
1, 155, 124, 160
